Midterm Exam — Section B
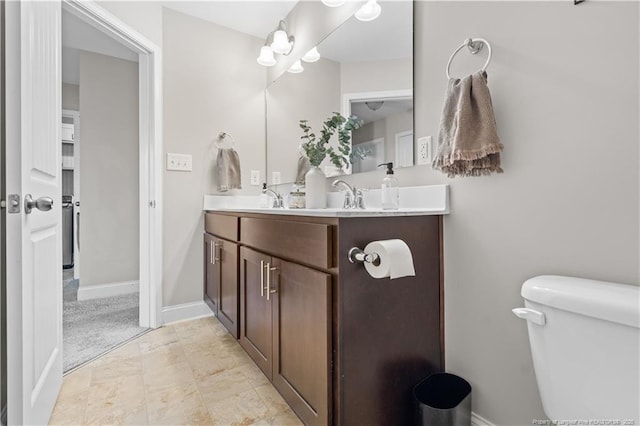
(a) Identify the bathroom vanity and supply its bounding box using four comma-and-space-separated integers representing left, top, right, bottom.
203, 189, 447, 425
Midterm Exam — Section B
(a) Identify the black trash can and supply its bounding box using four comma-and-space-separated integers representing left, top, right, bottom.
413, 372, 472, 426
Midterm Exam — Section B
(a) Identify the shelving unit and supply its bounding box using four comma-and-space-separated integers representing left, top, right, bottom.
62, 110, 80, 278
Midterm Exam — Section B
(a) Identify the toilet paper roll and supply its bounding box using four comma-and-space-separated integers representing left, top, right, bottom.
363, 239, 415, 279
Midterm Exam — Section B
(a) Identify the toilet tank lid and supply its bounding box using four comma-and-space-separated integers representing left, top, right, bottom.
522, 275, 640, 328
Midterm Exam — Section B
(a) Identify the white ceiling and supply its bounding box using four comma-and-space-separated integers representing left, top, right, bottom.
161, 0, 412, 63
62, 9, 138, 85
351, 98, 413, 124
161, 1, 298, 39
61, 1, 411, 84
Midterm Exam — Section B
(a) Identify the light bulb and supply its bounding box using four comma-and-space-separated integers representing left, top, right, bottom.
355, 0, 381, 22
301, 47, 320, 63
287, 60, 304, 74
256, 46, 276, 66
321, 0, 345, 6
271, 30, 292, 54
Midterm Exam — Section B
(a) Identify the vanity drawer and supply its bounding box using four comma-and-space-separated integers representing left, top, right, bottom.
205, 213, 239, 242
240, 217, 332, 269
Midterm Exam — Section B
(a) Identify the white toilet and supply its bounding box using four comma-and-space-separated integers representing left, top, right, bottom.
513, 275, 639, 422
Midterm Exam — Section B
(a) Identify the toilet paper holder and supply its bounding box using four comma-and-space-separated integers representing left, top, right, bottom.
348, 247, 380, 265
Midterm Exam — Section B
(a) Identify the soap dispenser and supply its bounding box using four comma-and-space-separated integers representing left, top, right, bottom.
378, 162, 399, 210
259, 183, 270, 208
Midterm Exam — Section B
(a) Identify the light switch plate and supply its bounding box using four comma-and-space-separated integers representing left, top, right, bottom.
166, 153, 192, 171
250, 170, 260, 186
271, 171, 281, 185
417, 136, 433, 165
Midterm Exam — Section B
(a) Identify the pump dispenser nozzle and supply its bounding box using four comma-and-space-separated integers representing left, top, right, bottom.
378, 162, 395, 174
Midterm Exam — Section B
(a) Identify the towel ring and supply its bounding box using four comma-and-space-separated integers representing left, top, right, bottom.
446, 38, 492, 79
215, 132, 235, 149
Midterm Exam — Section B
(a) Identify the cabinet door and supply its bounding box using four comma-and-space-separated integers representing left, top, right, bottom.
217, 238, 239, 338
203, 233, 219, 315
239, 246, 273, 379
272, 258, 331, 426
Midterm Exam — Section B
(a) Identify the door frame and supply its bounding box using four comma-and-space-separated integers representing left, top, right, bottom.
62, 0, 163, 328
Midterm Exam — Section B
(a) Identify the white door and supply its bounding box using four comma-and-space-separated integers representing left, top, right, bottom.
5, 1, 63, 424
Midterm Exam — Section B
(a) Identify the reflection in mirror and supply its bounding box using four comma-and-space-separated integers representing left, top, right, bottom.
347, 92, 413, 173
266, 1, 413, 185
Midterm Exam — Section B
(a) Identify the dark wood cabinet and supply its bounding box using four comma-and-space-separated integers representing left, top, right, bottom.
239, 247, 331, 426
216, 238, 239, 338
206, 211, 443, 426
204, 214, 240, 338
239, 247, 273, 377
203, 233, 219, 315
272, 258, 331, 426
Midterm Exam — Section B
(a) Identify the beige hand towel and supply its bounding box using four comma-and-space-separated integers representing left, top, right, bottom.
433, 71, 503, 177
216, 148, 242, 192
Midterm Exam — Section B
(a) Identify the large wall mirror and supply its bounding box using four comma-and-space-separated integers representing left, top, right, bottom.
266, 1, 413, 185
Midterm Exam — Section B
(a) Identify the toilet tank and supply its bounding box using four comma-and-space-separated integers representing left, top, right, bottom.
516, 275, 639, 422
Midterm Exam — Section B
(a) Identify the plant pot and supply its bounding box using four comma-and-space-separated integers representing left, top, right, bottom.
305, 166, 327, 209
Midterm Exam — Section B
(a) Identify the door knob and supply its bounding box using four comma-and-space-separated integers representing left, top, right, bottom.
24, 194, 54, 214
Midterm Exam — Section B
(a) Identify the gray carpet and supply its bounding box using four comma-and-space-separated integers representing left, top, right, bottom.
63, 292, 148, 372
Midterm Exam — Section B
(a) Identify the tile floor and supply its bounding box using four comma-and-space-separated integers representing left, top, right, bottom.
49, 316, 303, 425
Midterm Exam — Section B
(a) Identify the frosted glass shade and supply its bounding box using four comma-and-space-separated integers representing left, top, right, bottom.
321, 0, 346, 7
355, 0, 381, 22
287, 60, 304, 74
302, 47, 320, 63
256, 46, 276, 66
271, 30, 291, 54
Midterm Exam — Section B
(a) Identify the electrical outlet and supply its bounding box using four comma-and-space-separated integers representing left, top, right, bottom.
416, 136, 433, 165
166, 153, 193, 171
250, 170, 260, 186
272, 171, 281, 185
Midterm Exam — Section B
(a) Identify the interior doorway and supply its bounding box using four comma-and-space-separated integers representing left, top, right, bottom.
60, 0, 162, 371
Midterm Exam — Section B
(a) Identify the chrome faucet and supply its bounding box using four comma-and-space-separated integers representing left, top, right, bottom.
262, 187, 284, 208
332, 180, 366, 209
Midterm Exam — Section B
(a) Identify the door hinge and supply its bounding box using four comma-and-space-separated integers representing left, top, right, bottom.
149, 200, 156, 208
6, 194, 20, 213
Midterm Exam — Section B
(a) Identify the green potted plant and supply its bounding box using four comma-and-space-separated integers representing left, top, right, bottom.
300, 112, 361, 208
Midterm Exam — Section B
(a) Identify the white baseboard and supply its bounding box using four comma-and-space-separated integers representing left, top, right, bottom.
472, 412, 495, 426
162, 301, 214, 325
77, 280, 139, 301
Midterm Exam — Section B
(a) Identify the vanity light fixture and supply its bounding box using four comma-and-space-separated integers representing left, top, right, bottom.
270, 21, 295, 54
256, 45, 276, 66
287, 60, 304, 74
365, 101, 384, 111
301, 46, 320, 63
355, 0, 382, 22
257, 20, 295, 67
321, 0, 346, 7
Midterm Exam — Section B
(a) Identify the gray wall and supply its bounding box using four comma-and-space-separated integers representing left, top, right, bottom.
79, 51, 139, 287
335, 2, 640, 424
162, 8, 266, 306
62, 83, 79, 111
93, 3, 639, 423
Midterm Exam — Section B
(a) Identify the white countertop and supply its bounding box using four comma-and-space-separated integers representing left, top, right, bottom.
203, 185, 449, 217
